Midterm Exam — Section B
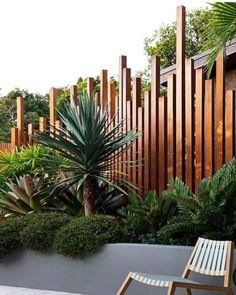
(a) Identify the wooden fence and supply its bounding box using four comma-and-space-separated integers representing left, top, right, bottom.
1, 5, 236, 194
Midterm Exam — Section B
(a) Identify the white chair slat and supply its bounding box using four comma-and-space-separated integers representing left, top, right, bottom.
220, 241, 228, 275
195, 239, 209, 271
201, 239, 212, 272
215, 241, 225, 274
205, 240, 216, 274
191, 238, 204, 268
210, 240, 221, 275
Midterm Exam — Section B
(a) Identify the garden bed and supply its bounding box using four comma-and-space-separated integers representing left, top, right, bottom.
0, 244, 235, 295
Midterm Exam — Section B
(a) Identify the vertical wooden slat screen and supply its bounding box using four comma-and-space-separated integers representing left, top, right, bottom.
225, 90, 235, 163
158, 96, 167, 194
87, 78, 94, 100
195, 68, 205, 189
150, 56, 160, 191
119, 56, 127, 121
11, 128, 18, 149
70, 85, 78, 107
167, 74, 176, 182
132, 77, 141, 187
28, 123, 34, 145
215, 51, 225, 170
39, 117, 47, 132
109, 82, 116, 121
49, 87, 57, 135
101, 70, 108, 111
138, 107, 144, 194
55, 120, 62, 136
144, 91, 151, 192
204, 79, 214, 177
127, 101, 132, 183
17, 96, 24, 145
95, 92, 101, 107
185, 58, 194, 189
176, 5, 185, 180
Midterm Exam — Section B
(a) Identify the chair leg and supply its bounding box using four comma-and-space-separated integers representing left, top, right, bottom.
167, 282, 176, 295
116, 273, 133, 295
185, 289, 192, 295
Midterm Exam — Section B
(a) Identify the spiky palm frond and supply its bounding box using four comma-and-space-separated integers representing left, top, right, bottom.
204, 2, 236, 77
35, 95, 140, 195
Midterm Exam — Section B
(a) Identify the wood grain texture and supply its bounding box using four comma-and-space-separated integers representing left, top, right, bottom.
28, 123, 34, 145
127, 101, 132, 183
185, 59, 194, 190
109, 82, 116, 121
39, 117, 46, 133
144, 91, 151, 192
204, 79, 214, 177
215, 51, 225, 170
158, 96, 167, 194
138, 107, 144, 195
49, 87, 57, 136
167, 74, 176, 182
150, 56, 160, 191
100, 70, 108, 111
87, 77, 94, 100
11, 128, 18, 149
118, 56, 127, 120
16, 96, 24, 145
70, 85, 78, 107
225, 90, 235, 163
195, 69, 205, 189
176, 5, 186, 180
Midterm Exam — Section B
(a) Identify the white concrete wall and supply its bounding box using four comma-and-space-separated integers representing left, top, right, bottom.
0, 244, 235, 295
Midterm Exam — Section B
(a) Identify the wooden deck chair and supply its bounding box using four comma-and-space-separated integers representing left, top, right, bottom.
117, 237, 234, 295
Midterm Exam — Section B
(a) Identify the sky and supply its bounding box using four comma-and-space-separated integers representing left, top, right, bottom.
0, 0, 212, 95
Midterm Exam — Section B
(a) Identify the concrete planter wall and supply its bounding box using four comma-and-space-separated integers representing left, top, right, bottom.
0, 244, 235, 295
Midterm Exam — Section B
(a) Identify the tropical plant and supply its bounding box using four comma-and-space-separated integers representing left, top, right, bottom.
204, 2, 236, 77
118, 191, 176, 233
160, 158, 236, 242
0, 174, 52, 216
35, 95, 140, 215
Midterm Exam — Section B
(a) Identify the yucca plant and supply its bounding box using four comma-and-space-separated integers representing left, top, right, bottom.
35, 95, 140, 215
204, 2, 236, 77
0, 174, 51, 216
160, 158, 236, 240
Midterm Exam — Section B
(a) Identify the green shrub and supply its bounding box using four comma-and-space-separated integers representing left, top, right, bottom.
20, 213, 72, 252
54, 215, 122, 256
0, 217, 29, 258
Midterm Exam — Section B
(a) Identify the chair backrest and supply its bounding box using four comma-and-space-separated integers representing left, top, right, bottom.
182, 237, 234, 287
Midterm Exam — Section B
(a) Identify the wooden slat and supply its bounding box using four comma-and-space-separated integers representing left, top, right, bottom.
225, 90, 235, 163
132, 77, 141, 187
49, 87, 57, 135
158, 96, 167, 194
138, 107, 144, 195
11, 128, 18, 149
150, 56, 160, 191
144, 91, 151, 192
167, 74, 176, 182
28, 123, 34, 145
101, 70, 108, 111
55, 120, 62, 136
176, 5, 186, 180
118, 56, 127, 120
195, 68, 205, 189
215, 51, 225, 170
95, 92, 100, 107
16, 96, 24, 145
127, 101, 132, 182
205, 79, 214, 177
87, 77, 94, 100
109, 82, 116, 121
70, 85, 78, 107
39, 117, 47, 133
185, 58, 194, 190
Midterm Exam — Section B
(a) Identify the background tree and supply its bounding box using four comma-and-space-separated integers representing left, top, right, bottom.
0, 89, 48, 142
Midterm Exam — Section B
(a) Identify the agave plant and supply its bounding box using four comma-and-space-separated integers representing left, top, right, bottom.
160, 158, 236, 240
35, 95, 140, 215
0, 174, 51, 216
204, 2, 236, 76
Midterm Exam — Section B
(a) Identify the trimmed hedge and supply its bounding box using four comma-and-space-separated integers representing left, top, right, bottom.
54, 215, 122, 256
20, 213, 72, 252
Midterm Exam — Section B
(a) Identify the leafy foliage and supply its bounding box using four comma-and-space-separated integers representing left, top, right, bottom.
160, 158, 236, 243
204, 2, 236, 76
20, 213, 72, 251
54, 215, 122, 256
35, 95, 140, 215
118, 191, 176, 234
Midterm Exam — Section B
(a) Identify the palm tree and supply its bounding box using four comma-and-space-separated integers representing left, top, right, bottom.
205, 2, 236, 77
35, 95, 140, 216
